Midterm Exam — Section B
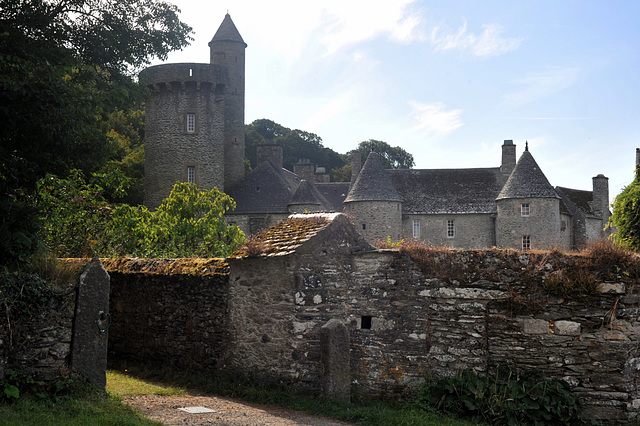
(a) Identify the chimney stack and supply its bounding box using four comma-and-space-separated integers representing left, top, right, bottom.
501, 140, 516, 175
350, 150, 362, 186
592, 174, 610, 222
294, 159, 314, 182
636, 147, 639, 170
256, 143, 283, 169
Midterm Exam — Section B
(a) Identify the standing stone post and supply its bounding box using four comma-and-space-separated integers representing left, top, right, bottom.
70, 258, 110, 390
320, 319, 350, 401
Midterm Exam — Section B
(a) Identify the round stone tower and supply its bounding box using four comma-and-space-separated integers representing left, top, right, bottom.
209, 13, 247, 190
141, 63, 225, 209
142, 14, 246, 209
343, 152, 403, 243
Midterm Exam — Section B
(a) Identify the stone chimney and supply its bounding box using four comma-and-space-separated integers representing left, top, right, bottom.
294, 159, 314, 182
636, 147, 640, 170
592, 174, 610, 221
256, 143, 283, 169
501, 140, 516, 175
350, 150, 362, 185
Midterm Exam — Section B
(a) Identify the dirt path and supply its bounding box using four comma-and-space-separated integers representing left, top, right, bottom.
123, 392, 353, 426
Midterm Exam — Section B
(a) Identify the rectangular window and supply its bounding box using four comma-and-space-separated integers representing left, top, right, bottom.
521, 203, 530, 217
362, 223, 366, 230
447, 219, 455, 238
412, 219, 421, 238
186, 113, 196, 133
187, 166, 196, 183
522, 235, 531, 250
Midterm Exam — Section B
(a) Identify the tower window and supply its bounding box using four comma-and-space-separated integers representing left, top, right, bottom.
522, 235, 531, 250
521, 203, 530, 217
362, 223, 366, 230
447, 219, 455, 238
413, 219, 421, 238
186, 113, 196, 133
187, 166, 196, 183
360, 316, 372, 329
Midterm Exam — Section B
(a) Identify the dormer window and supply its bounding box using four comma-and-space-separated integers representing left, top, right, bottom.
521, 203, 530, 217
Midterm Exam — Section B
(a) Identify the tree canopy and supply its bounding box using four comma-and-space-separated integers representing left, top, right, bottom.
245, 119, 346, 178
609, 166, 640, 251
0, 0, 192, 192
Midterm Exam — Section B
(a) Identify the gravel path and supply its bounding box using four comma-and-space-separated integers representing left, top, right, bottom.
123, 393, 353, 426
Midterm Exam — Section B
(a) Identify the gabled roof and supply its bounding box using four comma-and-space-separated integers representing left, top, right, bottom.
226, 161, 300, 214
555, 186, 597, 218
344, 152, 402, 203
496, 149, 560, 200
315, 182, 350, 211
389, 168, 505, 214
210, 14, 247, 46
289, 180, 334, 211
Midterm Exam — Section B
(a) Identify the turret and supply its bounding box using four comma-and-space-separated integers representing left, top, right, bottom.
495, 144, 562, 250
344, 152, 403, 242
209, 13, 247, 189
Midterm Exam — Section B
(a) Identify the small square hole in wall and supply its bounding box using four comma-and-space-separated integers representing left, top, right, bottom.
361, 315, 372, 329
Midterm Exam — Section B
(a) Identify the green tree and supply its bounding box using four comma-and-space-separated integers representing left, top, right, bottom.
357, 140, 415, 169
609, 167, 640, 251
245, 119, 346, 179
0, 0, 192, 266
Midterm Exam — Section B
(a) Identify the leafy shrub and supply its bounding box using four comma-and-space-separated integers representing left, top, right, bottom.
0, 369, 35, 402
416, 368, 583, 425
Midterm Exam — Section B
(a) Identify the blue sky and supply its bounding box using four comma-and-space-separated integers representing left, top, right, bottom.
156, 0, 640, 203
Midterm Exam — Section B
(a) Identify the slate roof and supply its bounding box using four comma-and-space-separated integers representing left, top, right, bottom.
289, 180, 334, 211
389, 168, 506, 214
344, 152, 402, 202
555, 186, 597, 218
315, 182, 350, 211
210, 14, 247, 46
226, 160, 300, 214
496, 150, 560, 200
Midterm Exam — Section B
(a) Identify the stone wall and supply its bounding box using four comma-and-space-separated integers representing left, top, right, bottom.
344, 200, 403, 243
404, 213, 496, 249
107, 263, 229, 371
106, 242, 640, 423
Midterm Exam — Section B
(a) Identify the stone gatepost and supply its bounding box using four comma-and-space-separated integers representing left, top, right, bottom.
70, 258, 110, 390
320, 319, 350, 401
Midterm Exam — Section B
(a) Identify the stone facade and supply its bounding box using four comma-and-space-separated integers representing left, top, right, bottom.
142, 14, 245, 208
107, 214, 640, 422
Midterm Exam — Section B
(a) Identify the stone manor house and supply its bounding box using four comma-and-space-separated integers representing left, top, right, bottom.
142, 14, 614, 251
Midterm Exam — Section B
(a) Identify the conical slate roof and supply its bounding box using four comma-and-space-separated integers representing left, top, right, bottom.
344, 152, 402, 202
210, 14, 246, 45
496, 148, 559, 200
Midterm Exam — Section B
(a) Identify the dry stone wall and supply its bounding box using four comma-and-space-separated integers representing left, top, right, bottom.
106, 243, 640, 423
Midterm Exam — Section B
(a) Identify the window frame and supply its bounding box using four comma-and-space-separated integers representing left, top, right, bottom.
412, 219, 421, 239
522, 235, 531, 250
446, 219, 455, 238
521, 203, 530, 217
186, 113, 196, 133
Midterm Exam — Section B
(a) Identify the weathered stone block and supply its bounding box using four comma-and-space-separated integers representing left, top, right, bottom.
523, 318, 549, 334
555, 320, 581, 336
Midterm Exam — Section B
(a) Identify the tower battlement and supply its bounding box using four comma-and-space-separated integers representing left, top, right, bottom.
139, 63, 228, 92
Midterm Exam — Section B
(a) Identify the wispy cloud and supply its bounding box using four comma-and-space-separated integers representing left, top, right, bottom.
320, 0, 425, 54
504, 67, 582, 104
409, 101, 463, 135
431, 22, 522, 56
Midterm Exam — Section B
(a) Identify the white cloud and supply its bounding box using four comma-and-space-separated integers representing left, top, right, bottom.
409, 101, 463, 135
319, 0, 425, 54
504, 67, 582, 104
431, 22, 521, 57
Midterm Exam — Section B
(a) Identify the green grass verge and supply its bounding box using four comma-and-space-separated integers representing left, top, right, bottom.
109, 362, 478, 426
0, 392, 161, 426
107, 370, 186, 397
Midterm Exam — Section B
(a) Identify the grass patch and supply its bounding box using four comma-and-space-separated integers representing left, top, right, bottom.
106, 370, 186, 397
0, 392, 161, 426
108, 362, 478, 426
